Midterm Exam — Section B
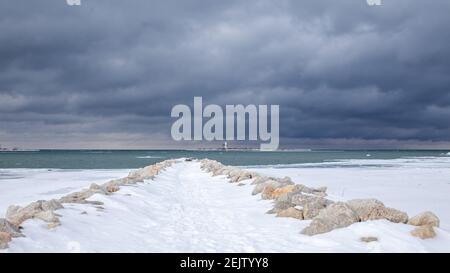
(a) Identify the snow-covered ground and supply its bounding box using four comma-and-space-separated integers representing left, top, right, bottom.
0, 169, 131, 217
247, 157, 450, 231
2, 160, 450, 253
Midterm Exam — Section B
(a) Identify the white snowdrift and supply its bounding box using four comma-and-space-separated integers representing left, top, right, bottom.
2, 160, 450, 253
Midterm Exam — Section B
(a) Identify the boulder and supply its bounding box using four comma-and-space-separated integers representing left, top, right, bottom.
89, 183, 106, 194
273, 192, 331, 218
6, 199, 64, 228
408, 211, 440, 227
276, 176, 294, 185
236, 172, 257, 182
6, 201, 43, 227
212, 166, 230, 176
229, 170, 255, 183
59, 189, 95, 204
220, 168, 234, 176
34, 210, 60, 223
267, 200, 296, 214
261, 186, 275, 200
291, 193, 332, 207
0, 231, 12, 249
411, 225, 436, 240
251, 176, 270, 185
276, 207, 303, 220
262, 185, 296, 200
274, 191, 297, 203
98, 181, 121, 194
301, 202, 359, 236
47, 222, 61, 229
0, 218, 22, 238
294, 184, 315, 194
312, 191, 327, 198
314, 186, 327, 193
41, 199, 64, 211
84, 200, 104, 206
347, 199, 408, 223
252, 179, 283, 195
360, 236, 378, 243
128, 163, 164, 181
303, 201, 327, 220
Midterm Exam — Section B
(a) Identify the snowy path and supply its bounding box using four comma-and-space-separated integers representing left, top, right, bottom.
4, 161, 450, 252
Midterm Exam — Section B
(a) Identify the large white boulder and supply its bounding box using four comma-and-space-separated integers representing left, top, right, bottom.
301, 202, 359, 236
408, 211, 440, 227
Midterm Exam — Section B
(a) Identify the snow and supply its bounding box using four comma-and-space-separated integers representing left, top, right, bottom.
247, 156, 450, 231
2, 160, 450, 253
0, 169, 131, 217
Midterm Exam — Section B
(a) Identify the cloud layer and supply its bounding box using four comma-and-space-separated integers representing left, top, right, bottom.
1, 0, 449, 149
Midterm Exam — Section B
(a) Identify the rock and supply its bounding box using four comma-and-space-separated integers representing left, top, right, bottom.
34, 210, 60, 223
219, 167, 234, 176
6, 205, 21, 219
268, 185, 296, 200
312, 191, 328, 198
303, 201, 327, 220
47, 222, 61, 229
347, 198, 408, 224
411, 225, 436, 240
212, 166, 230, 176
275, 191, 297, 203
0, 218, 21, 238
252, 179, 280, 195
89, 183, 106, 194
270, 191, 332, 216
295, 184, 315, 194
6, 201, 44, 227
372, 206, 408, 223
251, 176, 270, 185
237, 183, 245, 186
0, 231, 12, 249
360, 236, 378, 243
85, 200, 104, 206
128, 164, 163, 181
314, 186, 327, 193
41, 199, 64, 211
267, 200, 296, 214
408, 211, 440, 227
291, 193, 332, 207
276, 207, 303, 220
104, 183, 120, 193
59, 189, 94, 204
276, 176, 294, 185
235, 171, 256, 182
301, 202, 359, 236
261, 186, 275, 200
347, 199, 384, 219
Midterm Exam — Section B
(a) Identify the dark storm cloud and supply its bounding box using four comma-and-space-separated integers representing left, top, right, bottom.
1, 0, 450, 148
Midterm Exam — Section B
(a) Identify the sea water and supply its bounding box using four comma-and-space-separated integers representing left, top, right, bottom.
1, 149, 449, 169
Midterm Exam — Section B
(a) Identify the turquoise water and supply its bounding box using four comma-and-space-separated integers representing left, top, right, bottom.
0, 150, 449, 169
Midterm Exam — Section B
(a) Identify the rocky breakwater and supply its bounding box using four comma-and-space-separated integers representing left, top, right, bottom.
200, 159, 441, 239
0, 159, 177, 249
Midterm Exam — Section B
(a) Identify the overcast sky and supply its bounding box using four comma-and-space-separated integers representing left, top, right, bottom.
0, 0, 450, 149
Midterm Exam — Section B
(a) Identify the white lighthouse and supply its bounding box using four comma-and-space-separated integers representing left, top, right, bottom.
222, 141, 228, 151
